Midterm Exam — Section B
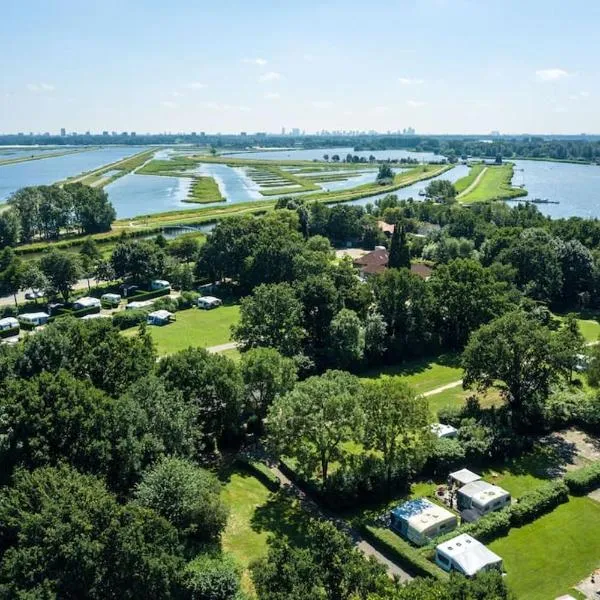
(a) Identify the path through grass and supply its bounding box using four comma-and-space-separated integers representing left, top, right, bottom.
458, 163, 527, 204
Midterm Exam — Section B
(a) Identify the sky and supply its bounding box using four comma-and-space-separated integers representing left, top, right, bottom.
1, 0, 600, 135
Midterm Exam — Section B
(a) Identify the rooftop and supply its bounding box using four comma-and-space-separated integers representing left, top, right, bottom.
391, 498, 455, 533
449, 468, 482, 486
459, 480, 509, 502
436, 533, 502, 577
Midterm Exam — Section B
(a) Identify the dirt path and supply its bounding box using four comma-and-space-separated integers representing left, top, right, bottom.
423, 380, 463, 397
206, 341, 238, 353
268, 463, 413, 582
457, 166, 487, 199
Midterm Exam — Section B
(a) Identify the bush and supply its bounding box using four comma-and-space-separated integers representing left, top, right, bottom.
152, 296, 179, 313
436, 406, 464, 428
178, 291, 200, 309
0, 326, 19, 339
127, 287, 170, 303
236, 458, 280, 492
544, 387, 588, 430
360, 524, 447, 580
183, 554, 241, 600
508, 480, 569, 527
112, 309, 148, 330
564, 462, 600, 495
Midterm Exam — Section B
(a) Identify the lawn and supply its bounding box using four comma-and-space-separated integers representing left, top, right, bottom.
145, 304, 240, 355
458, 163, 528, 204
577, 317, 600, 343
185, 176, 225, 204
220, 468, 310, 596
426, 386, 502, 417
361, 354, 463, 394
454, 163, 485, 194
489, 496, 600, 600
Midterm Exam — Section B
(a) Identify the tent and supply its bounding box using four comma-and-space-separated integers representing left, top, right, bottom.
457, 480, 511, 517
449, 469, 481, 487
147, 310, 174, 325
73, 296, 101, 310
390, 498, 457, 546
435, 534, 503, 577
431, 423, 458, 439
0, 317, 19, 331
18, 312, 50, 327
197, 296, 222, 310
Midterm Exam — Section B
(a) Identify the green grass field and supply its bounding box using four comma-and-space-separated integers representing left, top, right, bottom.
454, 164, 485, 194
458, 163, 528, 204
185, 176, 225, 204
144, 305, 240, 355
361, 354, 463, 394
426, 386, 502, 416
490, 496, 600, 600
221, 468, 309, 596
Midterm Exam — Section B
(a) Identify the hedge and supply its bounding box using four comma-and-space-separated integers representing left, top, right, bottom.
236, 458, 281, 492
360, 524, 447, 580
0, 326, 19, 339
112, 309, 148, 330
508, 480, 569, 527
564, 463, 600, 496
127, 287, 170, 303
54, 305, 101, 319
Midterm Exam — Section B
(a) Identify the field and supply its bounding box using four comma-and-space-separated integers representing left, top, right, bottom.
454, 163, 485, 194
456, 163, 528, 204
142, 305, 239, 355
185, 176, 225, 204
426, 385, 502, 416
490, 496, 600, 600
221, 468, 309, 596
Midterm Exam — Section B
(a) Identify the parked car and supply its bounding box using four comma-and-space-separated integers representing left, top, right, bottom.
47, 302, 65, 315
25, 290, 44, 300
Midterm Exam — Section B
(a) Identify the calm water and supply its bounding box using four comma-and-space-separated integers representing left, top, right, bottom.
228, 146, 443, 163
509, 160, 600, 218
0, 147, 68, 159
0, 146, 146, 201
345, 164, 471, 207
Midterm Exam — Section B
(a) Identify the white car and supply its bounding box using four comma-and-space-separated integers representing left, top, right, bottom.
25, 290, 44, 300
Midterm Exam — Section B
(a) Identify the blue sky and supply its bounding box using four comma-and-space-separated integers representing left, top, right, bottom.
1, 0, 599, 135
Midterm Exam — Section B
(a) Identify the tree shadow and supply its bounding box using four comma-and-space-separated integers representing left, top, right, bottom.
360, 352, 460, 380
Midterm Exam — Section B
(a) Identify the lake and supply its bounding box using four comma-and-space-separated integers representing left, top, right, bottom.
0, 146, 147, 201
227, 146, 443, 163
509, 160, 600, 219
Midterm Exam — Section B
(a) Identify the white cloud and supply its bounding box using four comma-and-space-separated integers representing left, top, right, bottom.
372, 106, 388, 114
160, 100, 178, 109
27, 82, 55, 93
407, 100, 425, 107
259, 71, 281, 82
311, 100, 333, 109
264, 92, 281, 100
243, 57, 267, 66
535, 68, 569, 82
186, 82, 207, 90
398, 77, 424, 85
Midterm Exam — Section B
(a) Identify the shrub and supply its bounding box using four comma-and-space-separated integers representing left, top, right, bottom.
127, 287, 170, 303
564, 462, 600, 495
112, 309, 148, 330
178, 291, 200, 309
152, 296, 179, 313
508, 480, 569, 527
544, 387, 588, 430
436, 406, 463, 428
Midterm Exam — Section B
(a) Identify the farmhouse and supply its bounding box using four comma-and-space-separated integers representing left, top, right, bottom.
390, 498, 457, 546
353, 247, 433, 280
73, 296, 101, 310
0, 317, 19, 331
198, 296, 223, 310
435, 533, 503, 577
457, 480, 511, 519
147, 309, 175, 326
18, 312, 50, 327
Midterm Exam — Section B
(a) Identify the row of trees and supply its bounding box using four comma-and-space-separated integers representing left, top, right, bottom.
5, 183, 116, 244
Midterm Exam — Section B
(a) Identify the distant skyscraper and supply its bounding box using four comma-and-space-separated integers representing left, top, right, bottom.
60, 128, 66, 136
281, 127, 286, 135
291, 128, 300, 136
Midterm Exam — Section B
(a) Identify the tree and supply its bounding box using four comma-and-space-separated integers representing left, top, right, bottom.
554, 314, 585, 382
80, 236, 101, 262
65, 183, 116, 234
94, 258, 116, 284
232, 283, 306, 357
111, 239, 166, 283
364, 310, 387, 360
240, 347, 297, 420
376, 163, 394, 183
388, 224, 410, 269
39, 249, 81, 302
184, 554, 241, 600
328, 308, 365, 369
0, 465, 186, 599
463, 310, 561, 430
0, 209, 20, 248
0, 248, 23, 307
135, 456, 228, 545
157, 347, 243, 446
20, 262, 49, 302
425, 179, 457, 203
267, 370, 362, 485
557, 239, 594, 304
362, 377, 431, 495
323, 153, 329, 161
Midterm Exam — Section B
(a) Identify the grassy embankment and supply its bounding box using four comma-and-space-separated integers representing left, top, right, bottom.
0, 147, 93, 167
456, 163, 528, 204
136, 158, 225, 204
58, 148, 159, 188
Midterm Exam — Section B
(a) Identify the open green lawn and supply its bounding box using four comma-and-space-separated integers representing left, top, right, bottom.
458, 163, 528, 204
454, 163, 485, 194
361, 354, 463, 394
145, 304, 239, 355
185, 176, 225, 204
577, 318, 600, 343
490, 496, 600, 600
221, 468, 309, 597
427, 386, 502, 416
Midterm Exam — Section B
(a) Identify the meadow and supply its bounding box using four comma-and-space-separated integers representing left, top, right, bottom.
456, 163, 528, 204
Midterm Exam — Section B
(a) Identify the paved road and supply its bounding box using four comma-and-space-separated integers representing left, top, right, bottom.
423, 380, 463, 397
268, 463, 413, 582
0, 278, 94, 307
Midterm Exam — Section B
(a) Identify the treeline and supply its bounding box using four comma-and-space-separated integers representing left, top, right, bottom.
1, 183, 116, 245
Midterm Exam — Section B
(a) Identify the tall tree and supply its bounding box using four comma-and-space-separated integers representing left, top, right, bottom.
39, 249, 81, 302
328, 308, 365, 369
267, 370, 362, 485
388, 224, 410, 269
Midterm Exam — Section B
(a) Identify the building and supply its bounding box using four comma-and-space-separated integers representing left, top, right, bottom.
18, 312, 50, 327
377, 221, 395, 237
435, 534, 503, 577
146, 310, 175, 326
431, 423, 458, 439
457, 480, 511, 520
73, 296, 101, 311
390, 498, 457, 546
60, 128, 66, 136
352, 248, 433, 280
198, 296, 222, 310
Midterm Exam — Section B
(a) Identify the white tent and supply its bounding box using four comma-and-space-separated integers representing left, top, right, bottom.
431, 423, 458, 439
147, 310, 174, 325
18, 312, 50, 326
0, 317, 19, 330
390, 498, 457, 546
197, 296, 222, 310
126, 300, 155, 310
435, 534, 503, 577
449, 469, 481, 487
73, 296, 101, 310
457, 480, 511, 516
